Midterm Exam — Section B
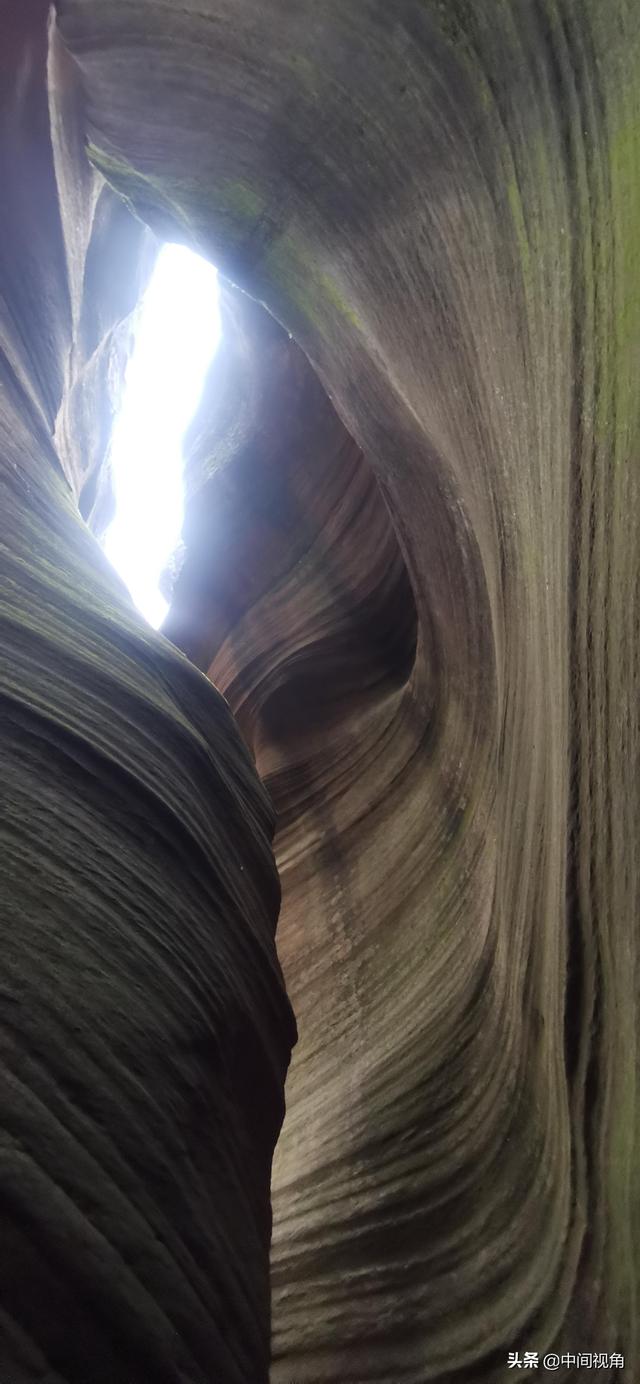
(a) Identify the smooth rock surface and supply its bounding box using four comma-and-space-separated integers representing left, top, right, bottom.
0, 5, 295, 1380
55, 0, 639, 1379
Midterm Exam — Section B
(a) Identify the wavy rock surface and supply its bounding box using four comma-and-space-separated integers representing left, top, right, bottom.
55, 0, 640, 1379
47, 18, 158, 536
0, 5, 294, 1380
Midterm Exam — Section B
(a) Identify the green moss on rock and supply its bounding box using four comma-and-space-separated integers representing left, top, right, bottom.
265, 233, 362, 332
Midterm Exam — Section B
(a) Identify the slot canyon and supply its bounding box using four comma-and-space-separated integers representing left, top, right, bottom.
0, 2, 638, 1381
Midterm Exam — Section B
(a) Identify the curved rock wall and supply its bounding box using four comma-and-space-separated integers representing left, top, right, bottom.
0, 5, 294, 1380
47, 16, 158, 534
56, 1, 640, 1379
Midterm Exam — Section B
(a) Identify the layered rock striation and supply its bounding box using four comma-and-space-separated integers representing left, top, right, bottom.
55, 0, 639, 1379
0, 0, 637, 1380
0, 5, 294, 1380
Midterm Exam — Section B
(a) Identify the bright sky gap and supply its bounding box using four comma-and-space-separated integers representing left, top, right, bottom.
104, 244, 220, 628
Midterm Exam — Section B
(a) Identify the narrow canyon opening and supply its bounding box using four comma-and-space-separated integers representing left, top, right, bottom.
102, 242, 220, 627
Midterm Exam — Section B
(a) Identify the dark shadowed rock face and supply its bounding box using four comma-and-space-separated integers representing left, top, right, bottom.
0, 5, 294, 1381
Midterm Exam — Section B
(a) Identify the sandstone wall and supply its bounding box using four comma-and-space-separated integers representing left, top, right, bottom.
55, 0, 640, 1376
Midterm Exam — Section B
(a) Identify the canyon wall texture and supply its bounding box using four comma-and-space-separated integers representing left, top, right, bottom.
53, 0, 639, 1379
0, 0, 638, 1381
0, 5, 294, 1380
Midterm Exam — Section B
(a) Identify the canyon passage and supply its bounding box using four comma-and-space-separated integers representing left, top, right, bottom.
0, 2, 638, 1381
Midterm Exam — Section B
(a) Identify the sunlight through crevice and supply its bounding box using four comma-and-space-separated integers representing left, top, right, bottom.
104, 244, 220, 627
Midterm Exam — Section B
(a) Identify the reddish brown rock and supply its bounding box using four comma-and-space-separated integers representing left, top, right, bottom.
0, 0, 638, 1380
56, 0, 639, 1378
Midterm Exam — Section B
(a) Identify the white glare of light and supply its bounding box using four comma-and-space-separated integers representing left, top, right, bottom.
104, 243, 220, 628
